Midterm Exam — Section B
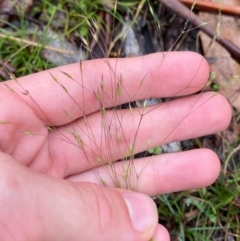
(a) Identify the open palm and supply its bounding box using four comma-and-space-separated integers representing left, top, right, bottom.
0, 52, 231, 241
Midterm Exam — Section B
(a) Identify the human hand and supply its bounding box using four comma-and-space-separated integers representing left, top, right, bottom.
0, 52, 231, 241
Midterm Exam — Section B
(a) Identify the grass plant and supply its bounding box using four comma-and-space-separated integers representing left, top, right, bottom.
0, 0, 239, 240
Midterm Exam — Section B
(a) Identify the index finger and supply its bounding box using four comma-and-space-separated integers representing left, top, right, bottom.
3, 52, 209, 126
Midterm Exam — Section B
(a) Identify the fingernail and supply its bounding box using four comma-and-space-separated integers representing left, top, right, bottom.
121, 193, 157, 233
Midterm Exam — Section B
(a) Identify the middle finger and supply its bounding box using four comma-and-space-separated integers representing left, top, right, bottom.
47, 92, 230, 177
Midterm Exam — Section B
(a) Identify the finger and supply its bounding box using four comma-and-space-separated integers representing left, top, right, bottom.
2, 52, 209, 126
152, 224, 170, 241
67, 149, 221, 196
46, 92, 231, 177
0, 152, 158, 241
0, 87, 47, 166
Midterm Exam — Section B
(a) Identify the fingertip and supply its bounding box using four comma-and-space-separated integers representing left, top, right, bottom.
152, 224, 170, 241
199, 148, 221, 186
140, 51, 210, 97
171, 51, 210, 89
182, 51, 210, 89
215, 93, 232, 130
121, 192, 158, 236
152, 148, 222, 194
200, 92, 232, 135
188, 51, 210, 71
181, 148, 221, 189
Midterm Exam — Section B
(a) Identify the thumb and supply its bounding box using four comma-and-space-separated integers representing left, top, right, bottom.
72, 183, 159, 241
0, 152, 158, 241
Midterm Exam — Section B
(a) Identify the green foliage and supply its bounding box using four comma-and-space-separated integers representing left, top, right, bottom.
157, 157, 240, 240
0, 0, 140, 78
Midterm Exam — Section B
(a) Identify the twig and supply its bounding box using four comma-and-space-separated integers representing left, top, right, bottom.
158, 0, 240, 63
0, 10, 43, 27
179, 0, 240, 16
0, 33, 74, 55
0, 59, 15, 72
223, 143, 240, 175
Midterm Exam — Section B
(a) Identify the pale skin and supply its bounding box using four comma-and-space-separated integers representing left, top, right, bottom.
0, 52, 232, 241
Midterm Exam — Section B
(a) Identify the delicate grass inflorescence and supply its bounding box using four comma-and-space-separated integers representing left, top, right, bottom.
0, 0, 238, 240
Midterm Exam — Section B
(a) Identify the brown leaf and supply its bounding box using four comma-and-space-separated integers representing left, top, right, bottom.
0, 0, 33, 27
199, 0, 240, 110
